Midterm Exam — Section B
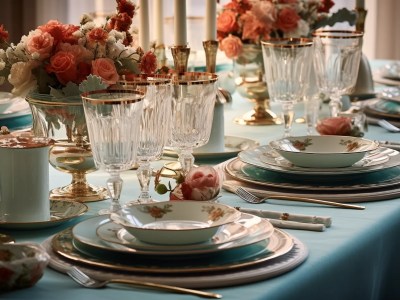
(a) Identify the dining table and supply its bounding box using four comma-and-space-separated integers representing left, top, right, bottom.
1, 59, 400, 300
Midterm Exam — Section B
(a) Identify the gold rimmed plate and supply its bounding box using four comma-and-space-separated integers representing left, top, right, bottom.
51, 225, 293, 274
0, 200, 88, 230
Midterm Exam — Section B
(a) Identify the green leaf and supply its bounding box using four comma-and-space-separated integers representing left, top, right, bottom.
116, 58, 140, 74
314, 8, 357, 29
79, 75, 108, 93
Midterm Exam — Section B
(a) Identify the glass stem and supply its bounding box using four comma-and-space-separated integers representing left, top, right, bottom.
281, 103, 295, 137
106, 172, 123, 213
179, 148, 194, 175
329, 94, 342, 117
137, 161, 152, 203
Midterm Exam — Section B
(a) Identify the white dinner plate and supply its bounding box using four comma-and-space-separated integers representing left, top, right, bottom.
0, 200, 88, 230
225, 158, 400, 191
238, 145, 400, 176
74, 213, 273, 256
52, 225, 294, 274
163, 135, 259, 159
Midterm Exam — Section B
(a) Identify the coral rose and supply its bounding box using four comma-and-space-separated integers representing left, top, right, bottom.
38, 20, 64, 44
92, 58, 119, 85
217, 10, 238, 34
316, 117, 352, 136
276, 7, 300, 33
47, 51, 78, 85
220, 35, 243, 59
26, 30, 54, 60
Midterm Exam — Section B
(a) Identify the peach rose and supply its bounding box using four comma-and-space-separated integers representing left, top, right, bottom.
92, 58, 119, 85
276, 7, 300, 33
38, 20, 64, 44
26, 30, 54, 60
8, 61, 37, 96
220, 35, 243, 59
217, 10, 238, 33
47, 51, 78, 84
316, 117, 352, 136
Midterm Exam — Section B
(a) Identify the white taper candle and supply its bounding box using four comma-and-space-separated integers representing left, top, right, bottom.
154, 0, 164, 45
174, 0, 187, 45
205, 0, 216, 40
139, 0, 150, 51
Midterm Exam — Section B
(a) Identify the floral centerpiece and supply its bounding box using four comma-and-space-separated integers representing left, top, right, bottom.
217, 0, 356, 59
154, 166, 223, 201
0, 0, 157, 98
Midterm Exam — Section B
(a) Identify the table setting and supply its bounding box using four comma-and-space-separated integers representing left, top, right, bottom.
1, 0, 400, 299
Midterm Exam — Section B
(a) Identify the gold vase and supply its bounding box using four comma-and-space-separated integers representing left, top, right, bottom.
26, 94, 108, 202
233, 44, 281, 126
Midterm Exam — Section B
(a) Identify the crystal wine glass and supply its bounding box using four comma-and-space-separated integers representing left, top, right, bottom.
119, 74, 172, 204
81, 89, 144, 215
312, 30, 364, 117
170, 72, 218, 174
261, 38, 314, 137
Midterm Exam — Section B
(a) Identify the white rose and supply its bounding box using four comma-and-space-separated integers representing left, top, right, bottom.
8, 61, 37, 97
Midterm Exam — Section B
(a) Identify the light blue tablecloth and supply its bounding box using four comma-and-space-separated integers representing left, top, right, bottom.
2, 60, 400, 300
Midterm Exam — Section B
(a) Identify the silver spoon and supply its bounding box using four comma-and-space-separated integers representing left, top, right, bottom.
235, 187, 365, 210
67, 266, 222, 299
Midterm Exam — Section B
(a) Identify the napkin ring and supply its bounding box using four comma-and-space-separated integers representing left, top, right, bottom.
280, 213, 290, 221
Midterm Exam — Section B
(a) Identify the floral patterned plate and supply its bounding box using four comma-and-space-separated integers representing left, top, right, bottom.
0, 200, 88, 230
269, 136, 379, 168
110, 201, 242, 245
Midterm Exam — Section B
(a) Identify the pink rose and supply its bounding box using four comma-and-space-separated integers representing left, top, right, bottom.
46, 51, 78, 85
217, 10, 238, 34
276, 7, 300, 33
170, 166, 222, 201
37, 20, 64, 44
240, 12, 271, 42
61, 24, 80, 44
316, 117, 352, 136
220, 35, 243, 59
92, 58, 119, 85
26, 30, 54, 60
58, 43, 94, 63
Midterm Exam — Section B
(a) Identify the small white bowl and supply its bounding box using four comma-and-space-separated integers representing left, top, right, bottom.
269, 135, 379, 168
0, 93, 14, 114
110, 201, 242, 245
0, 243, 49, 290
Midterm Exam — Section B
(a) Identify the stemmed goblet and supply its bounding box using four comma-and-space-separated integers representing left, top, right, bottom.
170, 72, 218, 174
119, 74, 172, 204
312, 30, 364, 117
81, 89, 144, 215
261, 38, 314, 137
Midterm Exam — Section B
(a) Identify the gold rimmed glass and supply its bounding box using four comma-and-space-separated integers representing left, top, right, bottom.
170, 72, 218, 174
312, 30, 364, 117
118, 74, 173, 204
261, 38, 314, 137
81, 89, 144, 215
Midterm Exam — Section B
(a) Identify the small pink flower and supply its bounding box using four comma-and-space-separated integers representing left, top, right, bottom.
92, 58, 119, 85
87, 27, 108, 45
26, 30, 54, 60
171, 166, 222, 201
219, 35, 243, 59
276, 7, 301, 33
316, 117, 352, 136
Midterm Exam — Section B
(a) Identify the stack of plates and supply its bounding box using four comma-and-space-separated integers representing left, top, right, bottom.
223, 145, 400, 202
365, 88, 400, 123
44, 211, 308, 288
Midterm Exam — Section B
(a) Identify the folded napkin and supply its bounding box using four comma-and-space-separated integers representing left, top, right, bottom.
236, 207, 332, 232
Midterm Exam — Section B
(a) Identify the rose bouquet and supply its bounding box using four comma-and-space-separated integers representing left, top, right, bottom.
0, 0, 158, 98
155, 166, 223, 201
217, 0, 356, 58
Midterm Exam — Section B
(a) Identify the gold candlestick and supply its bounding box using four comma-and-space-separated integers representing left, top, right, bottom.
355, 8, 367, 32
203, 40, 218, 73
170, 45, 190, 73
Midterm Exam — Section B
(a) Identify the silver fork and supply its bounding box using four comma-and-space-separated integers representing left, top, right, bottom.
378, 119, 400, 132
67, 266, 222, 299
235, 187, 365, 210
